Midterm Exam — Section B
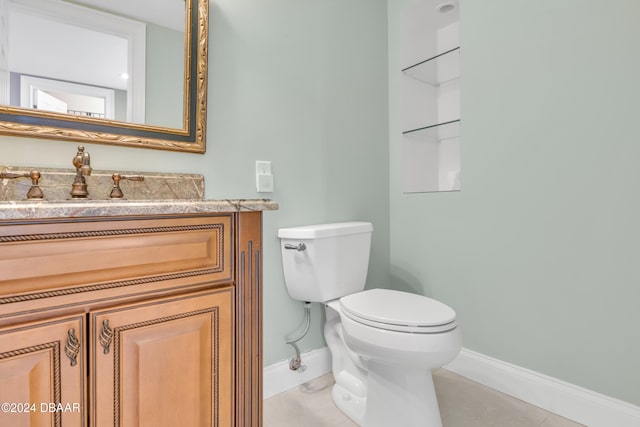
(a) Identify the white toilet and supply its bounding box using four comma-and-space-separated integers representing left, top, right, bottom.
278, 222, 462, 427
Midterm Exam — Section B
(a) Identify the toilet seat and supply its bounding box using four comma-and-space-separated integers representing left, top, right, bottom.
340, 289, 457, 333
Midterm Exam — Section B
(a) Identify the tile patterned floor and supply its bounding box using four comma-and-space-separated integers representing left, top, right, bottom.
264, 369, 585, 427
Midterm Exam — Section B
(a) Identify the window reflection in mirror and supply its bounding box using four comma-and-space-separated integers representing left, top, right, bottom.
2, 0, 185, 129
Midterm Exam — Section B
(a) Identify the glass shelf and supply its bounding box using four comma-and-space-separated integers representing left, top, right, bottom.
402, 119, 460, 142
402, 47, 460, 86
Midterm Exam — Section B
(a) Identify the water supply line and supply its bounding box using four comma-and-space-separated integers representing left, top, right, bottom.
286, 301, 312, 372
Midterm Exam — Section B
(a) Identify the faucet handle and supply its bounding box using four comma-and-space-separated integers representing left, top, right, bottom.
1, 170, 44, 199
26, 170, 44, 199
0, 171, 29, 180
110, 173, 144, 199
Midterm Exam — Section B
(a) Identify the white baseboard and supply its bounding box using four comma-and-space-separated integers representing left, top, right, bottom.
263, 347, 332, 399
445, 348, 640, 427
264, 346, 640, 427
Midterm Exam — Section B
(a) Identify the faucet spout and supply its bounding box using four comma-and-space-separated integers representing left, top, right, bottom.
70, 145, 92, 198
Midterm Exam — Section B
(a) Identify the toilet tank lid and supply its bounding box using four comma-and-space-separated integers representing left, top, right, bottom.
278, 222, 373, 239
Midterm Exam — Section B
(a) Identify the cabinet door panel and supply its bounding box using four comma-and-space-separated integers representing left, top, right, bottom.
92, 288, 233, 427
0, 315, 85, 427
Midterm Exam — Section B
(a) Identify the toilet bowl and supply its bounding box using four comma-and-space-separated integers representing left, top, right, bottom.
278, 222, 462, 427
335, 289, 462, 427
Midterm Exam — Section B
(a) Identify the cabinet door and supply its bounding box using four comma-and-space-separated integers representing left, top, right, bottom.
91, 288, 233, 427
0, 315, 86, 427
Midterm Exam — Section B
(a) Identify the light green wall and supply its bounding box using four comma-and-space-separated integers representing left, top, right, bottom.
0, 0, 389, 368
209, 0, 389, 365
389, 0, 640, 406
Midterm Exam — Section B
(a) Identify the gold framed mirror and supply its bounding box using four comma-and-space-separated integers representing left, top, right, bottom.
0, 0, 208, 153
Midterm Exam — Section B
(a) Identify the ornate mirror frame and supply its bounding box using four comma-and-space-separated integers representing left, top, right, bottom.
0, 0, 208, 153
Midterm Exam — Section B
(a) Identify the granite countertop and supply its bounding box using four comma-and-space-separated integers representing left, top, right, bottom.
0, 199, 279, 220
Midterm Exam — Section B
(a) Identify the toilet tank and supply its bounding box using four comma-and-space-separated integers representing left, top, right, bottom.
278, 222, 373, 303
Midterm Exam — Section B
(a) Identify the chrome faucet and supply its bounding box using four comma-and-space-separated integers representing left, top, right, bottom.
70, 145, 92, 198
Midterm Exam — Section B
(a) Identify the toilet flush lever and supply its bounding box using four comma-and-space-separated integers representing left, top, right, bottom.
284, 243, 307, 251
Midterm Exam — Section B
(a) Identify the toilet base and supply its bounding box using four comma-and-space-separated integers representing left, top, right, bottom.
331, 381, 366, 425
363, 361, 443, 427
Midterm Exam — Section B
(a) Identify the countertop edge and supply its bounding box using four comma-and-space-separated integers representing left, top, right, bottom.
0, 199, 279, 220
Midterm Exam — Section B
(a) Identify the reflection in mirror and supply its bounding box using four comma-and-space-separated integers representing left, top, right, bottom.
0, 0, 207, 153
8, 0, 145, 123
20, 75, 117, 120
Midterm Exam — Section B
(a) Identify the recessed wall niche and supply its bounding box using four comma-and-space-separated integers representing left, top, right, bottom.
401, 0, 460, 193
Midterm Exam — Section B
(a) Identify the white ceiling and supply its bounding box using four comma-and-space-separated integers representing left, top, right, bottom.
73, 0, 185, 32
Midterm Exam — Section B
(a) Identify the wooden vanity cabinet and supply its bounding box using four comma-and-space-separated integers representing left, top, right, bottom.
0, 314, 86, 427
0, 211, 264, 427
